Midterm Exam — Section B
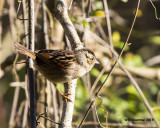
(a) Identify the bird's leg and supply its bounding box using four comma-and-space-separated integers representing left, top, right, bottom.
55, 85, 72, 102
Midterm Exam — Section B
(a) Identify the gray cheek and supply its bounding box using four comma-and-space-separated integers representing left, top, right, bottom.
76, 52, 87, 66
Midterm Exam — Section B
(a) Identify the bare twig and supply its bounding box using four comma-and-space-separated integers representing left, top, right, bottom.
46, 80, 52, 127
93, 19, 108, 41
17, 0, 28, 20
35, 0, 41, 25
0, 0, 4, 73
28, 0, 36, 127
21, 1, 30, 127
103, 0, 113, 52
68, 0, 73, 11
94, 105, 105, 128
9, 100, 25, 127
38, 114, 60, 125
86, 0, 91, 18
82, 74, 98, 128
22, 0, 29, 44
90, 67, 106, 95
145, 55, 160, 66
15, 101, 25, 127
105, 112, 109, 127
51, 83, 59, 128
53, 0, 83, 50
22, 100, 29, 128
149, 0, 160, 20
42, 0, 51, 126
9, 54, 20, 128
8, 0, 20, 127
42, 0, 49, 49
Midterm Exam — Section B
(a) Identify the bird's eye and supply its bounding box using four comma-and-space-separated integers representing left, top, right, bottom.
91, 57, 94, 61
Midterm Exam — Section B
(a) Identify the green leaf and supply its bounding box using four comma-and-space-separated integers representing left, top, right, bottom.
100, 74, 108, 83
95, 1, 103, 10
90, 10, 105, 16
133, 9, 143, 17
148, 82, 159, 95
149, 36, 160, 45
121, 0, 128, 3
82, 21, 90, 29
76, 79, 89, 99
114, 41, 129, 51
74, 79, 89, 110
123, 53, 143, 66
112, 31, 129, 51
70, 17, 79, 23
153, 109, 160, 122
90, 68, 100, 77
112, 31, 121, 43
126, 85, 137, 95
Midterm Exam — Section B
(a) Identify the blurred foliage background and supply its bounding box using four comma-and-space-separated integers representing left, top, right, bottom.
0, 0, 160, 128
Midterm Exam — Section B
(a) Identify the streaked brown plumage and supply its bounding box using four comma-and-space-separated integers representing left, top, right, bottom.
14, 42, 98, 101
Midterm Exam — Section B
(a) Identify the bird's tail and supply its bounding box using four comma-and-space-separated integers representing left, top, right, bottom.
14, 42, 36, 60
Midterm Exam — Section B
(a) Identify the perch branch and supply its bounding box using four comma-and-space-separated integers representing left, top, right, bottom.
53, 0, 83, 128
53, 0, 83, 50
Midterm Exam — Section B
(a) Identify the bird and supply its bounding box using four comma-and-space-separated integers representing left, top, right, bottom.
14, 42, 99, 101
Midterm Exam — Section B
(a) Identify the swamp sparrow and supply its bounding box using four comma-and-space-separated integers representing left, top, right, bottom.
14, 42, 98, 100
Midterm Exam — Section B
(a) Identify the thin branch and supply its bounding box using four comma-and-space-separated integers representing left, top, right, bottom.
68, 0, 73, 11
105, 112, 109, 127
103, 0, 113, 53
149, 0, 160, 20
90, 67, 105, 95
34, 0, 41, 25
15, 101, 25, 126
42, 0, 51, 126
38, 114, 60, 125
145, 55, 160, 66
17, 0, 28, 20
21, 1, 30, 127
82, 74, 98, 128
0, 0, 4, 73
46, 80, 52, 127
22, 0, 29, 44
42, 0, 49, 49
53, 0, 83, 50
8, 0, 20, 127
94, 105, 105, 128
86, 0, 91, 18
9, 57, 21, 127
22, 100, 29, 128
28, 0, 36, 127
51, 83, 59, 128
93, 19, 108, 41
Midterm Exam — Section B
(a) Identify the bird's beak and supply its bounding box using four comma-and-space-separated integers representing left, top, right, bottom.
95, 59, 99, 64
